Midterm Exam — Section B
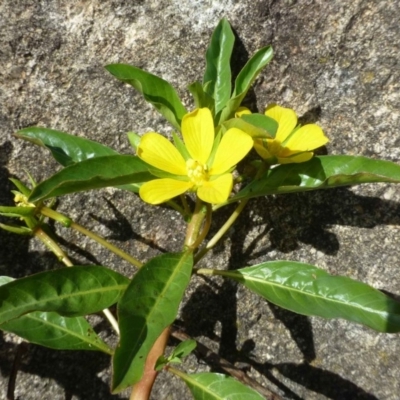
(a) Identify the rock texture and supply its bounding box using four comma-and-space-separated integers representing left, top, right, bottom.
1, 0, 400, 399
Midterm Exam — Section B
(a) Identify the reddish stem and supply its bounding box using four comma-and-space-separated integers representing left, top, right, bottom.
129, 327, 170, 400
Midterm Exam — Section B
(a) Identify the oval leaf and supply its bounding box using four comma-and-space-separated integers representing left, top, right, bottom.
176, 371, 265, 400
0, 311, 112, 353
29, 155, 155, 202
112, 251, 193, 393
15, 127, 119, 167
0, 277, 111, 354
203, 18, 235, 114
105, 64, 187, 131
0, 267, 129, 325
217, 261, 400, 332
233, 155, 400, 201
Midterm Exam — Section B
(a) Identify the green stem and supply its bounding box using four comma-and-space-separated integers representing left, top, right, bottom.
184, 198, 207, 249
166, 199, 186, 216
180, 194, 191, 216
194, 199, 249, 264
40, 206, 143, 268
34, 226, 120, 334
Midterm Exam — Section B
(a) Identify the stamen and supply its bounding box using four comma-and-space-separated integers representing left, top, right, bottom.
186, 159, 208, 187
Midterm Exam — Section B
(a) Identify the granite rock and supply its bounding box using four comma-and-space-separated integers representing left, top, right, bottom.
1, 0, 400, 399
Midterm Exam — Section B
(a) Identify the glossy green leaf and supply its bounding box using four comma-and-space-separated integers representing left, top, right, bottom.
216, 261, 400, 332
203, 18, 235, 114
29, 155, 155, 202
241, 113, 278, 138
0, 266, 129, 325
15, 127, 119, 166
176, 371, 265, 400
0, 274, 111, 353
105, 64, 187, 131
233, 155, 400, 201
188, 81, 215, 112
15, 127, 141, 194
0, 311, 112, 353
112, 251, 193, 393
223, 116, 276, 139
217, 46, 273, 124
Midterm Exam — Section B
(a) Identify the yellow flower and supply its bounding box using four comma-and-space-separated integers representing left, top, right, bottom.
137, 108, 253, 204
253, 105, 329, 164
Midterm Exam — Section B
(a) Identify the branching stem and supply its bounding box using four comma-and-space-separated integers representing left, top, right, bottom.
40, 206, 143, 268
194, 199, 249, 264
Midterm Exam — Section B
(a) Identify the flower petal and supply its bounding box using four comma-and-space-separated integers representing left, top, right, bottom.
210, 128, 253, 175
253, 139, 273, 160
283, 124, 329, 152
139, 178, 193, 204
277, 152, 314, 164
181, 108, 214, 164
235, 107, 252, 118
137, 133, 187, 175
265, 105, 297, 142
197, 174, 233, 204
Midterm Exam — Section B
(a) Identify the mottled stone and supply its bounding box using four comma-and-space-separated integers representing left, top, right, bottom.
1, 0, 400, 399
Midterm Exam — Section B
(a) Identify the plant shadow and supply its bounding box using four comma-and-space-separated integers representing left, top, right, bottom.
181, 184, 400, 399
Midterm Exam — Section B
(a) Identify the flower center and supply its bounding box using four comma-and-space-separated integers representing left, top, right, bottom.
186, 159, 208, 187
267, 139, 283, 155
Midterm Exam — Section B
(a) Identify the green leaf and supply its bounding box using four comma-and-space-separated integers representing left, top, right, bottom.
0, 266, 129, 325
0, 223, 32, 235
15, 127, 119, 167
216, 261, 400, 332
241, 113, 278, 138
172, 339, 197, 359
29, 155, 155, 202
203, 18, 235, 114
105, 64, 187, 131
112, 251, 193, 392
222, 116, 276, 139
15, 128, 142, 194
127, 132, 141, 152
10, 178, 32, 197
233, 155, 400, 201
176, 371, 265, 400
217, 46, 273, 124
0, 275, 111, 353
188, 81, 215, 112
0, 206, 36, 218
0, 311, 112, 353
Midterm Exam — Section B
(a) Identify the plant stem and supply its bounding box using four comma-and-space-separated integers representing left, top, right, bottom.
194, 199, 248, 264
34, 226, 120, 335
129, 327, 170, 400
184, 198, 207, 249
40, 206, 143, 268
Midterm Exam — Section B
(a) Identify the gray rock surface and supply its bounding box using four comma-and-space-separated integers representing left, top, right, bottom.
1, 0, 400, 399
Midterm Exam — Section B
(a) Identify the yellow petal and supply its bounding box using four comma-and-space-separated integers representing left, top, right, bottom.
277, 152, 314, 164
181, 108, 214, 164
235, 107, 252, 118
265, 105, 297, 142
253, 139, 273, 159
197, 174, 233, 204
210, 128, 253, 175
137, 133, 187, 175
283, 124, 329, 152
139, 178, 193, 204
